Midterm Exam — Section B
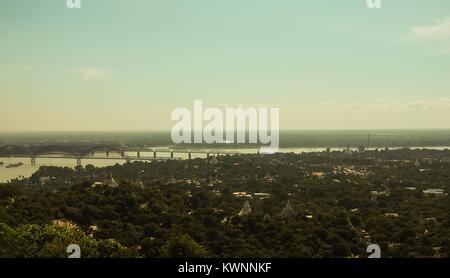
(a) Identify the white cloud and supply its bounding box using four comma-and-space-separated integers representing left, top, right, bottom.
69, 67, 106, 81
430, 98, 450, 110
405, 100, 428, 111
289, 99, 450, 114
281, 99, 450, 129
432, 47, 450, 55
4, 65, 33, 74
319, 102, 334, 107
411, 17, 450, 40
20, 65, 33, 71
342, 102, 362, 110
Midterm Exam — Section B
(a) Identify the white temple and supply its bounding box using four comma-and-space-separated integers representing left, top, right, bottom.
238, 200, 252, 216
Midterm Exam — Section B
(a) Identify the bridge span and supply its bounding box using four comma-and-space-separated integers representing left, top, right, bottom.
8, 149, 242, 166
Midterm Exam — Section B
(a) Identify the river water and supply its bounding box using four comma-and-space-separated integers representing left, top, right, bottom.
1, 146, 449, 183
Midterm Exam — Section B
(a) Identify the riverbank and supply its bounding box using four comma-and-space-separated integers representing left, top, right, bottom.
1, 146, 450, 183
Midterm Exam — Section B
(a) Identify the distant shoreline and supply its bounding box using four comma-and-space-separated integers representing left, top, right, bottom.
1, 129, 450, 150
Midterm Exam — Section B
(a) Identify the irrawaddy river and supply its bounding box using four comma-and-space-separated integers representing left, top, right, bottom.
1, 147, 450, 183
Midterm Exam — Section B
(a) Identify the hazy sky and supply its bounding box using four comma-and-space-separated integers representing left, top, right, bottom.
1, 0, 450, 131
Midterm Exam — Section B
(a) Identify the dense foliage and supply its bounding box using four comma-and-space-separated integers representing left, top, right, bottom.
1, 149, 450, 258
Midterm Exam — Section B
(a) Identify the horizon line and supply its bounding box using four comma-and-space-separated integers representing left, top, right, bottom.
2, 128, 450, 133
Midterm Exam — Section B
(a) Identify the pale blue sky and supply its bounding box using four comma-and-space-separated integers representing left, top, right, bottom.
1, 0, 450, 130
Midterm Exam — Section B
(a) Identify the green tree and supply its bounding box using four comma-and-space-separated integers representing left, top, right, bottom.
160, 234, 209, 258
0, 223, 135, 258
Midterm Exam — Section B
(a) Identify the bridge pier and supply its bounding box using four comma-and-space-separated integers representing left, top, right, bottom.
207, 153, 210, 159
121, 150, 125, 157
137, 151, 140, 158
171, 151, 174, 159
76, 158, 82, 166
106, 151, 110, 157
188, 152, 192, 159
153, 151, 157, 158
31, 157, 36, 165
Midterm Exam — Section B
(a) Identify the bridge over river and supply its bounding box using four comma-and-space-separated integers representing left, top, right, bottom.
0, 145, 242, 166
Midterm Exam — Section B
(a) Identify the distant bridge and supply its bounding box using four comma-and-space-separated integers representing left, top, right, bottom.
0, 145, 241, 166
